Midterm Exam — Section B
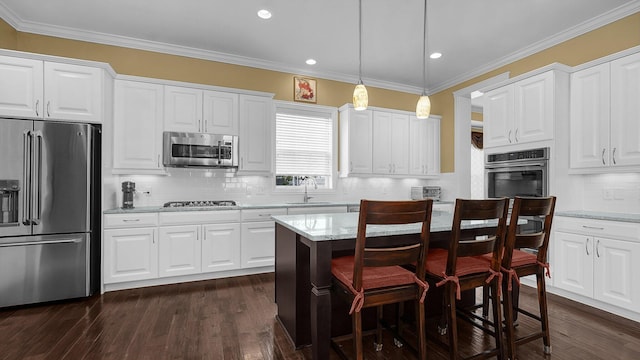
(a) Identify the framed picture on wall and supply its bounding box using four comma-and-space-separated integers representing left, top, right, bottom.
293, 76, 317, 103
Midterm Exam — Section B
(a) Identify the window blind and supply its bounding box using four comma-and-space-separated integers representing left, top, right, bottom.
275, 113, 332, 176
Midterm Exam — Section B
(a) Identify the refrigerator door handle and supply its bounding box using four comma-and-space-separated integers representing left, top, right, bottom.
22, 130, 32, 226
0, 238, 83, 248
32, 131, 43, 225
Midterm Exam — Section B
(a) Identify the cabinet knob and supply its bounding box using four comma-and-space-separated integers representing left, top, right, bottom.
601, 148, 606, 165
585, 238, 590, 256
35, 100, 39, 117
612, 148, 617, 165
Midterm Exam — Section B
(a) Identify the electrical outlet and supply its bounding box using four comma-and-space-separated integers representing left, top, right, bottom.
603, 189, 613, 200
613, 189, 625, 200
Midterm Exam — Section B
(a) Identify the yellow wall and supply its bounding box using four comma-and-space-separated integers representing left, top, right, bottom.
0, 18, 17, 49
471, 112, 483, 122
2, 13, 639, 172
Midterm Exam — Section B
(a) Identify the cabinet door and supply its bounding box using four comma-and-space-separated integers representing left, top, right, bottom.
203, 90, 238, 135
0, 56, 43, 118
372, 111, 393, 174
484, 86, 513, 148
570, 63, 610, 168
158, 225, 201, 277
164, 85, 202, 132
425, 117, 441, 175
409, 115, 429, 175
201, 223, 241, 272
593, 237, 640, 312
347, 109, 373, 174
241, 221, 276, 268
553, 231, 594, 297
514, 71, 554, 144
238, 95, 272, 173
104, 228, 158, 283
44, 62, 102, 122
610, 52, 640, 167
113, 80, 164, 170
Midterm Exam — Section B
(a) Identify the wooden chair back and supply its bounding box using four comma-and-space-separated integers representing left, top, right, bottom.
352, 199, 433, 291
447, 198, 509, 275
503, 196, 557, 267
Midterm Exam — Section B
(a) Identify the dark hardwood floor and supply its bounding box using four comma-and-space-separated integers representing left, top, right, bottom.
1, 273, 639, 360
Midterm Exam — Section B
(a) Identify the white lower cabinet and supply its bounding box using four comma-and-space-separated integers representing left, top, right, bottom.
201, 223, 241, 272
553, 217, 640, 313
240, 208, 287, 268
158, 225, 202, 277
104, 228, 158, 283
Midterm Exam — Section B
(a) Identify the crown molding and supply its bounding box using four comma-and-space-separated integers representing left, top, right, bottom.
1, 1, 638, 95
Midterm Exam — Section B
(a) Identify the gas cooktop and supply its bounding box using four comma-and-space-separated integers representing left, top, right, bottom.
163, 200, 237, 208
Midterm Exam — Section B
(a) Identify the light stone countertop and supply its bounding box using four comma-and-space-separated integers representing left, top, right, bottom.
272, 210, 521, 242
556, 210, 640, 224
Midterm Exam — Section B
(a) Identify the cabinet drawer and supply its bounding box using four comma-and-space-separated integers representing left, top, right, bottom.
241, 208, 287, 222
555, 216, 640, 242
159, 210, 241, 225
104, 213, 158, 228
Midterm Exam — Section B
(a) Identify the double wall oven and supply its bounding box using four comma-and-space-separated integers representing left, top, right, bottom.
485, 147, 549, 233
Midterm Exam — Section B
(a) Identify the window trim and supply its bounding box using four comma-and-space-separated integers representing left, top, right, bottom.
273, 100, 338, 194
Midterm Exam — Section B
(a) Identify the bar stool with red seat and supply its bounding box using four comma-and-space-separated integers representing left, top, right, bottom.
498, 196, 556, 359
331, 199, 433, 360
425, 197, 509, 360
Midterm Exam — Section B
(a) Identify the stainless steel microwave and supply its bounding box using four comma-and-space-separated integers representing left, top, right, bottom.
163, 132, 238, 168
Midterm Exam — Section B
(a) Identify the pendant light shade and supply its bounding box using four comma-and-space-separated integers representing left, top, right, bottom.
416, 95, 431, 119
416, 0, 430, 119
353, 82, 368, 111
353, 0, 368, 111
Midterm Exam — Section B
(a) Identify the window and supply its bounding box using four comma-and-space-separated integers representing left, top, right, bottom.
274, 102, 337, 190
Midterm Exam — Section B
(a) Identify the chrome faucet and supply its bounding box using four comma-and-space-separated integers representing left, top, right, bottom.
302, 176, 317, 203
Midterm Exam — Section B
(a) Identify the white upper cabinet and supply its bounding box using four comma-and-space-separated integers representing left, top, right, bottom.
238, 94, 273, 174
570, 51, 640, 171
340, 104, 440, 178
164, 85, 202, 132
0, 56, 103, 122
570, 63, 610, 168
485, 71, 557, 149
43, 62, 102, 122
0, 56, 43, 118
409, 115, 440, 176
113, 80, 164, 171
164, 85, 238, 135
203, 90, 239, 134
339, 106, 373, 176
610, 52, 640, 167
372, 111, 409, 175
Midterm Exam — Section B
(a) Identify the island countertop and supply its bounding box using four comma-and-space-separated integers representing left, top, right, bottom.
272, 210, 520, 241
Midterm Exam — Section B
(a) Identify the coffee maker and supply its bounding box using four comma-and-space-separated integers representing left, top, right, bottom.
121, 181, 135, 209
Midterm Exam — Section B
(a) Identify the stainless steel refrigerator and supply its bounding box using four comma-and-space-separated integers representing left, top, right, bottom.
0, 117, 100, 308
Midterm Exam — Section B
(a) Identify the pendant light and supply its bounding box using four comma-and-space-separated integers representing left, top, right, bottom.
353, 0, 368, 111
416, 0, 431, 119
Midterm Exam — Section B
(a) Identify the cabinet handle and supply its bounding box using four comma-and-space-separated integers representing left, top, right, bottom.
198, 119, 201, 132
612, 148, 617, 165
601, 148, 606, 165
350, 161, 353, 172
46, 101, 51, 117
35, 100, 39, 116
123, 219, 140, 222
508, 130, 512, 143
596, 239, 600, 258
515, 128, 519, 142
582, 225, 604, 230
585, 238, 590, 256
204, 120, 207, 133
157, 154, 161, 167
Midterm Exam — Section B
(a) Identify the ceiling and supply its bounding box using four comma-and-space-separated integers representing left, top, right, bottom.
1, 0, 638, 95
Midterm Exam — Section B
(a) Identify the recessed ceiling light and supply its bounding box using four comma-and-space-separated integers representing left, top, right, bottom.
470, 90, 484, 99
430, 52, 442, 59
306, 59, 317, 65
257, 9, 272, 19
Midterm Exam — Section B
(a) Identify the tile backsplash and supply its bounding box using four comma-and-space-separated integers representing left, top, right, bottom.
106, 168, 446, 209
579, 173, 640, 213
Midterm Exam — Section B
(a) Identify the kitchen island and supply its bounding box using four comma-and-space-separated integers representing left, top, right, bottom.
273, 210, 516, 360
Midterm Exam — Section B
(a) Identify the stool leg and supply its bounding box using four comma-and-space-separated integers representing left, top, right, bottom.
503, 285, 517, 360
537, 271, 552, 354
491, 280, 505, 360
353, 310, 363, 360
416, 299, 427, 360
446, 283, 458, 360
375, 306, 383, 351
